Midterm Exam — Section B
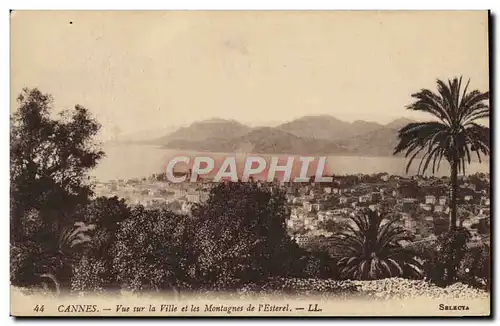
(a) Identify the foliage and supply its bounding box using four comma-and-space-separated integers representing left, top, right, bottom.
318, 219, 346, 234
11, 216, 95, 289
74, 196, 130, 229
111, 206, 192, 292
71, 256, 107, 294
10, 242, 45, 287
20, 209, 44, 239
10, 88, 104, 242
58, 222, 95, 255
458, 244, 490, 290
332, 209, 423, 280
9, 88, 491, 296
434, 227, 471, 284
416, 227, 472, 286
299, 251, 337, 279
190, 182, 300, 289
468, 173, 490, 192
394, 77, 490, 174
10, 88, 105, 291
72, 197, 131, 288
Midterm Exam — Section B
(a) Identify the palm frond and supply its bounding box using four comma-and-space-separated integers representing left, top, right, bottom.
58, 222, 95, 254
407, 89, 452, 125
334, 211, 422, 280
394, 77, 489, 176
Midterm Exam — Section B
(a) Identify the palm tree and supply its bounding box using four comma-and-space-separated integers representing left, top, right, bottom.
37, 221, 95, 294
57, 222, 95, 256
332, 209, 423, 280
394, 77, 490, 230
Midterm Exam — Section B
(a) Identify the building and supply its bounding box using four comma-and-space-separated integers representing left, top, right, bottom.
425, 195, 437, 205
290, 207, 305, 220
294, 235, 310, 246
480, 197, 490, 206
402, 217, 417, 230
419, 203, 433, 211
304, 214, 318, 230
359, 195, 370, 203
462, 218, 474, 229
286, 219, 297, 229
186, 191, 201, 203
317, 211, 326, 222
434, 205, 445, 213
311, 203, 321, 212
464, 195, 474, 202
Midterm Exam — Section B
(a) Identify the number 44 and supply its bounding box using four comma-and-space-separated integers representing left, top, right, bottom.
33, 305, 44, 312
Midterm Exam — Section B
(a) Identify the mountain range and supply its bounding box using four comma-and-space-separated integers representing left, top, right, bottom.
142, 115, 417, 156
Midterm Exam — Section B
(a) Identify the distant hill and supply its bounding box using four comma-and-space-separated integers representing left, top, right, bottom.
164, 127, 346, 155
336, 118, 417, 156
224, 127, 346, 154
152, 119, 252, 145
153, 116, 418, 157
277, 115, 383, 141
277, 115, 352, 141
385, 117, 417, 130
351, 120, 384, 133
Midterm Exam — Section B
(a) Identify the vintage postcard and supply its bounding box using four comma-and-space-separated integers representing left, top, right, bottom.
10, 10, 491, 317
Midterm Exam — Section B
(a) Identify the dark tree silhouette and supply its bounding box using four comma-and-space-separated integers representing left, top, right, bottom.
190, 182, 299, 289
394, 77, 489, 230
111, 206, 192, 293
10, 88, 104, 242
72, 196, 131, 289
10, 88, 104, 290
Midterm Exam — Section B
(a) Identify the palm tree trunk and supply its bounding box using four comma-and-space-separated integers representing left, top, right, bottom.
446, 159, 459, 284
449, 160, 458, 231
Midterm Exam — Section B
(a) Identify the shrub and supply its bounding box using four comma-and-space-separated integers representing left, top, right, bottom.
299, 252, 338, 279
111, 206, 191, 292
72, 197, 132, 289
190, 182, 298, 289
430, 227, 471, 285
415, 229, 489, 289
457, 244, 490, 290
10, 242, 43, 287
71, 256, 107, 294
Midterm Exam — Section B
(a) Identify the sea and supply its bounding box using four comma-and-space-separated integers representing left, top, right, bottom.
90, 144, 490, 182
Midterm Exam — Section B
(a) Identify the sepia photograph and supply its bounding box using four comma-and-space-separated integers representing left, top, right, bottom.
9, 10, 491, 317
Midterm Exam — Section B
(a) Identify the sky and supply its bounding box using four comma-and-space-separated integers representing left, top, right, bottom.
11, 11, 489, 140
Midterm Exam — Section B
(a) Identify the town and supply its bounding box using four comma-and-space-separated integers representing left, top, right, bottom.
92, 171, 491, 251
